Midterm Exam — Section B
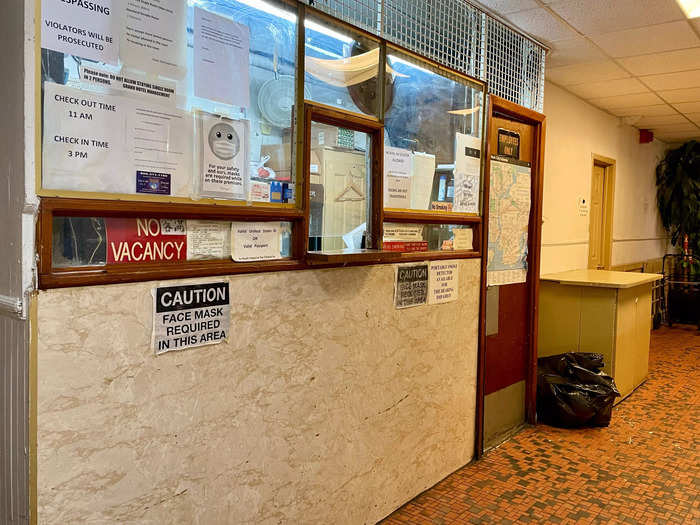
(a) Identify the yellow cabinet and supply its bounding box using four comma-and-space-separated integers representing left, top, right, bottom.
538, 270, 662, 402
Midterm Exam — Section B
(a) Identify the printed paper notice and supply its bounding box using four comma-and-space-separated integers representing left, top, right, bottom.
383, 224, 424, 241
231, 222, 280, 262
128, 102, 193, 197
429, 261, 459, 305
186, 220, 229, 260
42, 82, 192, 196
452, 228, 473, 251
394, 263, 428, 309
81, 65, 177, 102
42, 82, 129, 192
42, 0, 118, 64
454, 133, 481, 213
199, 113, 248, 200
194, 7, 250, 108
411, 152, 436, 210
120, 0, 187, 79
384, 147, 412, 208
152, 282, 230, 355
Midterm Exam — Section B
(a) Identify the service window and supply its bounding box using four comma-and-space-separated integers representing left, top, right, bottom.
304, 15, 381, 117
384, 49, 484, 214
308, 121, 372, 252
39, 0, 298, 206
36, 1, 486, 287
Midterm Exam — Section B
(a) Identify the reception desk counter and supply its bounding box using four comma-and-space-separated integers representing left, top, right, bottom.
538, 269, 662, 402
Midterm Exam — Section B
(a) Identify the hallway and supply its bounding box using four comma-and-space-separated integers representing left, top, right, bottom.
383, 326, 699, 524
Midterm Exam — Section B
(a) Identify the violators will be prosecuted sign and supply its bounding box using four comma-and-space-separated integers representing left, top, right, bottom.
151, 282, 230, 355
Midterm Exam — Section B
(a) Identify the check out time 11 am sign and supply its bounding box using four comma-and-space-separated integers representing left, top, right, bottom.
151, 282, 230, 355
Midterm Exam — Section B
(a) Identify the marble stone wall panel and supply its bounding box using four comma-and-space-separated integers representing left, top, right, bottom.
37, 260, 480, 524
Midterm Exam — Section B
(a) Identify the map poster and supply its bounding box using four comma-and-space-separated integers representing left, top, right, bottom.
487, 157, 531, 286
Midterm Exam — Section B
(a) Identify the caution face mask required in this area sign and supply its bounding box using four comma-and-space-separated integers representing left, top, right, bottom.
152, 282, 231, 355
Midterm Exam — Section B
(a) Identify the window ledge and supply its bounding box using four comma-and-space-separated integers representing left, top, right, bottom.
306, 249, 402, 265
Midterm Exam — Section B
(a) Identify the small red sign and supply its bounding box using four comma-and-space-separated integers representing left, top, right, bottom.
384, 241, 429, 253
106, 218, 187, 264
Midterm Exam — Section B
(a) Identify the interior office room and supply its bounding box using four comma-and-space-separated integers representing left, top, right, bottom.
1, 0, 698, 523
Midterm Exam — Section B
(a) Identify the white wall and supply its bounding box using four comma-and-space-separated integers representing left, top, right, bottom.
541, 81, 670, 275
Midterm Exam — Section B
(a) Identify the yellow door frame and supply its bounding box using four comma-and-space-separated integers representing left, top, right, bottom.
588, 154, 616, 270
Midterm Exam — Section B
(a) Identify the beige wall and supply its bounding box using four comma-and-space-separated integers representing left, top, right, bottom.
36, 260, 480, 524
541, 82, 669, 274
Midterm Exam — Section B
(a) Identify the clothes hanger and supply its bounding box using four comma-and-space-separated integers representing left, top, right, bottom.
335, 182, 365, 202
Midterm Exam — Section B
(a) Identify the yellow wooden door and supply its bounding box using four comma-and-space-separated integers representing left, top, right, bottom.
588, 164, 606, 269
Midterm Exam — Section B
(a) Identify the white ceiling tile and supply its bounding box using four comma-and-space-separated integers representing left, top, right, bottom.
655, 131, 700, 142
565, 78, 649, 99
618, 48, 700, 76
589, 21, 700, 58
473, 0, 539, 15
641, 69, 700, 90
672, 101, 700, 112
546, 0, 686, 35
648, 123, 700, 133
635, 114, 690, 127
589, 92, 665, 109
546, 60, 629, 85
504, 8, 579, 43
546, 37, 609, 68
657, 87, 700, 103
607, 104, 679, 117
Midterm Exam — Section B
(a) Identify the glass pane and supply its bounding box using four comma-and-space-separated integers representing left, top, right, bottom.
52, 217, 292, 268
384, 51, 484, 213
383, 223, 475, 252
304, 16, 380, 116
309, 122, 371, 251
40, 0, 298, 205
52, 217, 107, 268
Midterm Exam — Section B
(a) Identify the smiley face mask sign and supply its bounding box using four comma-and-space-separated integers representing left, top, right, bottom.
208, 121, 241, 161
198, 112, 248, 200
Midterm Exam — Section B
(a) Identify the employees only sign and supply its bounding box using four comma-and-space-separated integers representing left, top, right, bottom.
152, 282, 230, 355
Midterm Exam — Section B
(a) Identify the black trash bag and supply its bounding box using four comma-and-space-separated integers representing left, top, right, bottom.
537, 353, 620, 428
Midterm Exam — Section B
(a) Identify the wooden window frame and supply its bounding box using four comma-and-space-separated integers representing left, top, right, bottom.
36, 2, 488, 289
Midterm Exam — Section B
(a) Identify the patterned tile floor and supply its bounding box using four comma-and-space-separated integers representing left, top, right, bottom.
382, 326, 699, 524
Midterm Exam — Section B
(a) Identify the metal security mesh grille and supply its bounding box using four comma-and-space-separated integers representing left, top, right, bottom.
484, 17, 546, 112
297, 0, 547, 111
299, 0, 381, 35
381, 0, 484, 80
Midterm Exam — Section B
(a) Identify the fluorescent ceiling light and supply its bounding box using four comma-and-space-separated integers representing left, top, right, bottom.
189, 1, 357, 44
305, 20, 354, 44
388, 55, 435, 76
676, 0, 700, 18
189, 0, 297, 22
447, 106, 482, 116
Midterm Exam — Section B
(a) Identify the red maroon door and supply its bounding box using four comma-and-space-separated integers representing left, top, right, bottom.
483, 114, 537, 445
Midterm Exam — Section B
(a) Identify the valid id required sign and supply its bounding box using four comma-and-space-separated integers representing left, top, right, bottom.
152, 282, 230, 355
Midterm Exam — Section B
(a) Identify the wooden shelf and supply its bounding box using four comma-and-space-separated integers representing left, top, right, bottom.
395, 250, 480, 262
383, 210, 481, 225
306, 249, 402, 265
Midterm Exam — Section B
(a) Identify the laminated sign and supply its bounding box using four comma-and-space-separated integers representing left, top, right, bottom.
394, 263, 429, 309
152, 282, 231, 355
